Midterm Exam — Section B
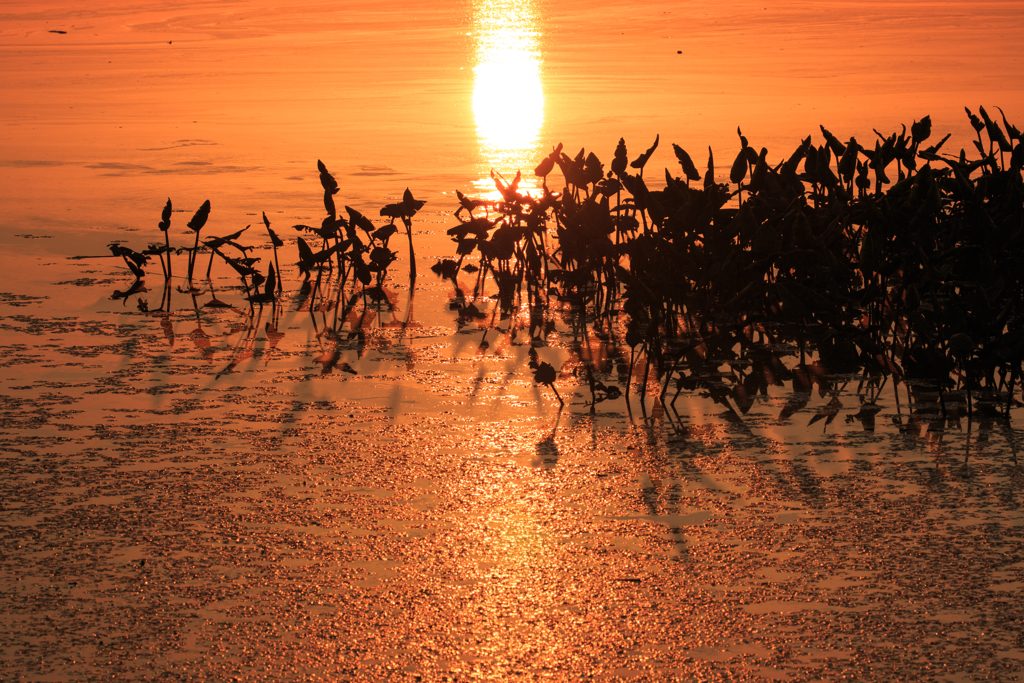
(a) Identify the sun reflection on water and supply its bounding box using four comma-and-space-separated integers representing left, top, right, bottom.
472, 0, 545, 196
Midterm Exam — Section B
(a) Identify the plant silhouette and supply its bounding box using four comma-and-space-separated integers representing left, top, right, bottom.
97, 109, 1024, 421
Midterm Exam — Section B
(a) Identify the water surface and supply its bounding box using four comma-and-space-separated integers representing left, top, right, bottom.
3, 0, 1023, 245
3, 1, 1024, 680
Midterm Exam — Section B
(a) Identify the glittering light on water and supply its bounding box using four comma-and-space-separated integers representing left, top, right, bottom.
472, 0, 544, 188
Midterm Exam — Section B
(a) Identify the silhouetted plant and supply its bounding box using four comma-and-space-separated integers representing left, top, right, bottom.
184, 200, 211, 291
440, 107, 1024, 416
97, 108, 1024, 421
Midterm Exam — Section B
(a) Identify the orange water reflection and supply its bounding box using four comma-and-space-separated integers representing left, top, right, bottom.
472, 0, 545, 197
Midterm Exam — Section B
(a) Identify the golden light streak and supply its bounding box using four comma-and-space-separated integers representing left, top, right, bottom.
472, 0, 544, 192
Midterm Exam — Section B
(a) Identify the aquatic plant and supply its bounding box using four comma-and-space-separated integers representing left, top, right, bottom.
95, 108, 1024, 421
441, 107, 1024, 418
184, 200, 211, 291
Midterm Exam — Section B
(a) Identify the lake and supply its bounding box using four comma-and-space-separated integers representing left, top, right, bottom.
3, 1, 1024, 680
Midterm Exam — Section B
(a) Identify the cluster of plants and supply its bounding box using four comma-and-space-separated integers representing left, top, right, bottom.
101, 107, 1024, 420
95, 160, 428, 377
435, 107, 1024, 418
103, 160, 424, 311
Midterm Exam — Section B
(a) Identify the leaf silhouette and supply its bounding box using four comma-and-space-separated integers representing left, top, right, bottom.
533, 361, 562, 404
369, 245, 396, 268
158, 198, 172, 232
584, 151, 604, 185
997, 106, 1021, 142
979, 105, 1011, 152
187, 200, 211, 233
965, 107, 985, 133
110, 243, 143, 265
347, 206, 375, 234
263, 263, 276, 300
820, 125, 846, 158
630, 134, 659, 171
296, 237, 315, 274
611, 138, 628, 176
492, 170, 523, 202
402, 187, 425, 214
730, 147, 748, 184
266, 226, 284, 247
704, 147, 715, 189
455, 189, 488, 218
318, 160, 338, 194
837, 138, 859, 182
910, 116, 931, 144
372, 224, 399, 242
781, 135, 811, 179
534, 155, 555, 178
671, 144, 701, 183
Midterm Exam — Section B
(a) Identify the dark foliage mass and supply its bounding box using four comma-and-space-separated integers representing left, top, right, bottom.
439, 108, 1024, 417
102, 108, 1024, 418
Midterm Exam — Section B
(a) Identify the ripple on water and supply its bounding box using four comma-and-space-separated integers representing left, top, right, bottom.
2, 262, 1024, 680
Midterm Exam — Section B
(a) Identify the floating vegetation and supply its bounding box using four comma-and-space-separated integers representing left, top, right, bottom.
96, 108, 1024, 420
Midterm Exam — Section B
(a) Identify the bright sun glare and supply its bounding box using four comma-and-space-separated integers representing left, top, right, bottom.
472, 0, 544, 173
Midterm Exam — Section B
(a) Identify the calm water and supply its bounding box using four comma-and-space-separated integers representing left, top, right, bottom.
3, 1, 1024, 680
4, 0, 1024, 246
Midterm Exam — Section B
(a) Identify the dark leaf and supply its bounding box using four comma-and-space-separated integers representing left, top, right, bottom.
204, 227, 250, 252
264, 263, 276, 300
673, 144, 701, 181
353, 257, 371, 285
611, 138, 628, 176
187, 200, 211, 233
297, 237, 315, 271
534, 154, 555, 177
630, 134, 659, 170
584, 151, 604, 185
965, 107, 985, 133
910, 116, 932, 144
370, 246, 396, 267
318, 159, 339, 193
372, 223, 399, 242
979, 105, 1011, 152
730, 147, 748, 184
379, 203, 404, 219
347, 206, 375, 234
997, 106, 1021, 142
820, 125, 846, 157
158, 198, 172, 232
401, 187, 426, 216
837, 138, 860, 182
266, 226, 284, 247
533, 361, 557, 385
781, 136, 812, 178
